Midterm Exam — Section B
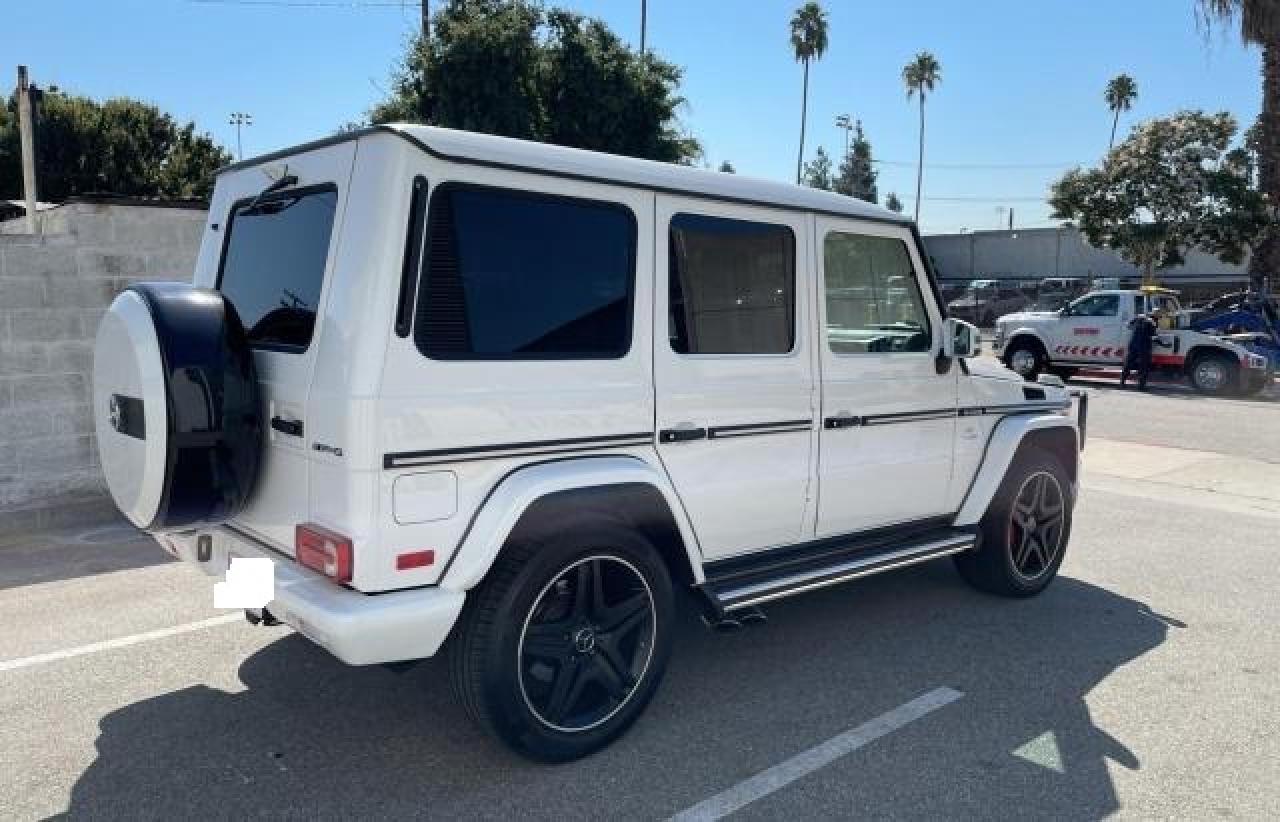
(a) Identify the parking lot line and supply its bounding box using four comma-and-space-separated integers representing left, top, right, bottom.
668, 687, 965, 822
0, 614, 243, 673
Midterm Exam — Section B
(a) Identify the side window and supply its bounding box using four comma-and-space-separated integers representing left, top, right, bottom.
823, 232, 931, 354
217, 186, 338, 351
1071, 294, 1120, 317
668, 213, 795, 354
416, 184, 636, 359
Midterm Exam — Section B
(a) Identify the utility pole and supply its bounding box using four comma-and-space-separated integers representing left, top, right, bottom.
17, 66, 39, 234
640, 0, 647, 56
835, 114, 853, 163
229, 112, 252, 161
420, 0, 429, 44
1008, 207, 1014, 231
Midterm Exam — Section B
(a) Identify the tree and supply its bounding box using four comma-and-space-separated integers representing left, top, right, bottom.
833, 118, 877, 202
0, 90, 230, 201
902, 51, 941, 223
1197, 1, 1280, 291
790, 2, 829, 184
885, 192, 904, 213
369, 0, 701, 165
718, 160, 736, 173
802, 146, 834, 190
1104, 74, 1138, 150
1049, 111, 1268, 284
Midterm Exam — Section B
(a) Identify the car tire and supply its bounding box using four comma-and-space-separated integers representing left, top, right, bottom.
1187, 351, 1239, 396
1004, 339, 1045, 381
954, 451, 1073, 598
449, 521, 674, 762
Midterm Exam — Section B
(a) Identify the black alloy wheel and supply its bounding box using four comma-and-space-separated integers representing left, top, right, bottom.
1007, 471, 1066, 583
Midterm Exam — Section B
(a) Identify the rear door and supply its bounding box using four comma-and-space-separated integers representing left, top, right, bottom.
200, 146, 355, 551
653, 197, 815, 561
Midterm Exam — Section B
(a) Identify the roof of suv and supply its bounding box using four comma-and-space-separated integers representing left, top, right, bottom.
219, 123, 911, 227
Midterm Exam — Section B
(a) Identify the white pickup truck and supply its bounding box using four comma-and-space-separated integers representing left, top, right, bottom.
993, 288, 1272, 396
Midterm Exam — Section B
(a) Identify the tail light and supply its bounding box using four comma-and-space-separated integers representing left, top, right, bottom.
296, 523, 352, 584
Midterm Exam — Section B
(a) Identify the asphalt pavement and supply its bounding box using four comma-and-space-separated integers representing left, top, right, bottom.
2, 382, 1278, 821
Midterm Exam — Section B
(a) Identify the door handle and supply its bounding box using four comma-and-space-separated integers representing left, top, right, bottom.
823, 415, 860, 430
659, 427, 707, 443
270, 416, 304, 437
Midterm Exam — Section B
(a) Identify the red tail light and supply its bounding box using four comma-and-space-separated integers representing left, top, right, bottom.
296, 523, 352, 584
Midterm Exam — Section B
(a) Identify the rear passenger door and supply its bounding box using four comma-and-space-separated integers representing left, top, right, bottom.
814, 218, 955, 537
653, 197, 815, 561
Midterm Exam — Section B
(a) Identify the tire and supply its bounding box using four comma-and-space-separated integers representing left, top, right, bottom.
954, 451, 1073, 597
1004, 338, 1045, 381
449, 522, 674, 762
92, 282, 262, 531
1187, 351, 1239, 396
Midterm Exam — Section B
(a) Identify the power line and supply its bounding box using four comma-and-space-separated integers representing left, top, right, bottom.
872, 159, 1080, 169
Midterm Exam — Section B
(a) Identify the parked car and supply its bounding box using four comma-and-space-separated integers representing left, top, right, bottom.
1034, 277, 1090, 311
994, 287, 1273, 395
92, 125, 1084, 762
947, 278, 1031, 326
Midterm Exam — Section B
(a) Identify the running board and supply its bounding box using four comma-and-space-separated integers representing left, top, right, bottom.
697, 526, 976, 617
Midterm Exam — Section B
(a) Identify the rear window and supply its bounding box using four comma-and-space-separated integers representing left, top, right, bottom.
217, 186, 338, 351
415, 184, 636, 359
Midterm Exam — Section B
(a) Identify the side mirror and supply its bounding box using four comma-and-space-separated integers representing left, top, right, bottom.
944, 317, 981, 359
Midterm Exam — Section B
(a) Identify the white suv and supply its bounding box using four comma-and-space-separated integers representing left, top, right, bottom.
92, 125, 1083, 761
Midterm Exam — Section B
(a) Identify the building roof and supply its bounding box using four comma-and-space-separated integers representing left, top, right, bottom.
221, 124, 908, 226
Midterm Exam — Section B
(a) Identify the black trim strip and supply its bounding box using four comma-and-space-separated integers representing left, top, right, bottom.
860, 408, 958, 426
395, 175, 429, 338
384, 432, 653, 469
821, 400, 1070, 430
707, 419, 812, 439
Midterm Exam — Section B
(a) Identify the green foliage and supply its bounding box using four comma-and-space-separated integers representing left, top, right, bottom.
369, 0, 700, 165
802, 146, 833, 190
833, 119, 877, 203
717, 160, 736, 173
902, 52, 941, 101
0, 90, 230, 201
885, 192, 904, 213
789, 2, 829, 63
1049, 111, 1268, 279
1105, 74, 1138, 114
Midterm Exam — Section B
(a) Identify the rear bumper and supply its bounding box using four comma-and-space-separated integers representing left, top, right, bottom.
156, 527, 465, 666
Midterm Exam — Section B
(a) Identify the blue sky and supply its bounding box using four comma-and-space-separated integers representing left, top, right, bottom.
3, 0, 1262, 233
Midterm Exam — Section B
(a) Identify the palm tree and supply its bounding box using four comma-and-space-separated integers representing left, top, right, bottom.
790, 3, 829, 184
902, 51, 941, 223
1198, 1, 1279, 292
1104, 74, 1138, 149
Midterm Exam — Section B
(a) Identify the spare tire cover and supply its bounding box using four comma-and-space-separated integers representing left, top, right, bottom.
93, 282, 262, 531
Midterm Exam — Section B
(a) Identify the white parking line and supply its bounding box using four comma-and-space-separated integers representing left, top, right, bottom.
0, 613, 243, 673
669, 687, 965, 822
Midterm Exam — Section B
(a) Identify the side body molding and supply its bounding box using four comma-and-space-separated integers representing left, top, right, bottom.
953, 413, 1079, 526
440, 455, 705, 592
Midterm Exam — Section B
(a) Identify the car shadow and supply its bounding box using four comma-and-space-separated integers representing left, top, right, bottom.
57, 564, 1174, 820
0, 520, 172, 592
1067, 375, 1279, 405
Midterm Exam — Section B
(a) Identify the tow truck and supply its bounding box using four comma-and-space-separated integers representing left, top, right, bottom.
993, 286, 1273, 396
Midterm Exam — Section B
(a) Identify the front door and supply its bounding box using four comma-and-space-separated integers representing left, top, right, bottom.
814, 218, 956, 537
653, 196, 816, 561
1059, 292, 1125, 361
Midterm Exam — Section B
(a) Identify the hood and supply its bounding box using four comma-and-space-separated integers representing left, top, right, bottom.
998, 310, 1059, 324
965, 357, 1023, 383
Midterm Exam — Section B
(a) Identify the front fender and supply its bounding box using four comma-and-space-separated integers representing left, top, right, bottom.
954, 413, 1079, 525
440, 455, 704, 592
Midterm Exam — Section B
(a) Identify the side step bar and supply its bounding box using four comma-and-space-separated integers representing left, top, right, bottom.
698, 528, 976, 617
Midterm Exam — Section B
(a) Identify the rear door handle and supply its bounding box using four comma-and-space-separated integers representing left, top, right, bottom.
270, 416, 304, 437
659, 427, 707, 443
823, 415, 860, 430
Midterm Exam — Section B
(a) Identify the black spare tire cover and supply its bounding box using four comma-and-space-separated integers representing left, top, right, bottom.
93, 282, 262, 531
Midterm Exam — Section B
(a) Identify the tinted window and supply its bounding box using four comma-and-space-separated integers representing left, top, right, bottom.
668, 214, 795, 354
218, 187, 337, 350
416, 185, 635, 359
823, 232, 931, 354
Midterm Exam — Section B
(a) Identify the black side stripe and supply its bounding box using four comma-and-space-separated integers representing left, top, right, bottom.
707, 419, 812, 439
827, 401, 1070, 429
384, 432, 653, 469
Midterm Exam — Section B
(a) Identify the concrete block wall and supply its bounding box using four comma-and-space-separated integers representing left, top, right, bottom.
0, 203, 206, 536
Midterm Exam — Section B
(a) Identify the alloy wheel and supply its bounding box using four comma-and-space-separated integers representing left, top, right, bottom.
1008, 471, 1066, 581
518, 555, 656, 733
1010, 348, 1038, 377
1193, 359, 1228, 393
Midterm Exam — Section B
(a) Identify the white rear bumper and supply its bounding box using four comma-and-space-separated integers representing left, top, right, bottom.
156, 527, 465, 666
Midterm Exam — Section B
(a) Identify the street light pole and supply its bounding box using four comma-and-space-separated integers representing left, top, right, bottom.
640, 0, 647, 56
834, 113, 853, 163
229, 112, 253, 161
